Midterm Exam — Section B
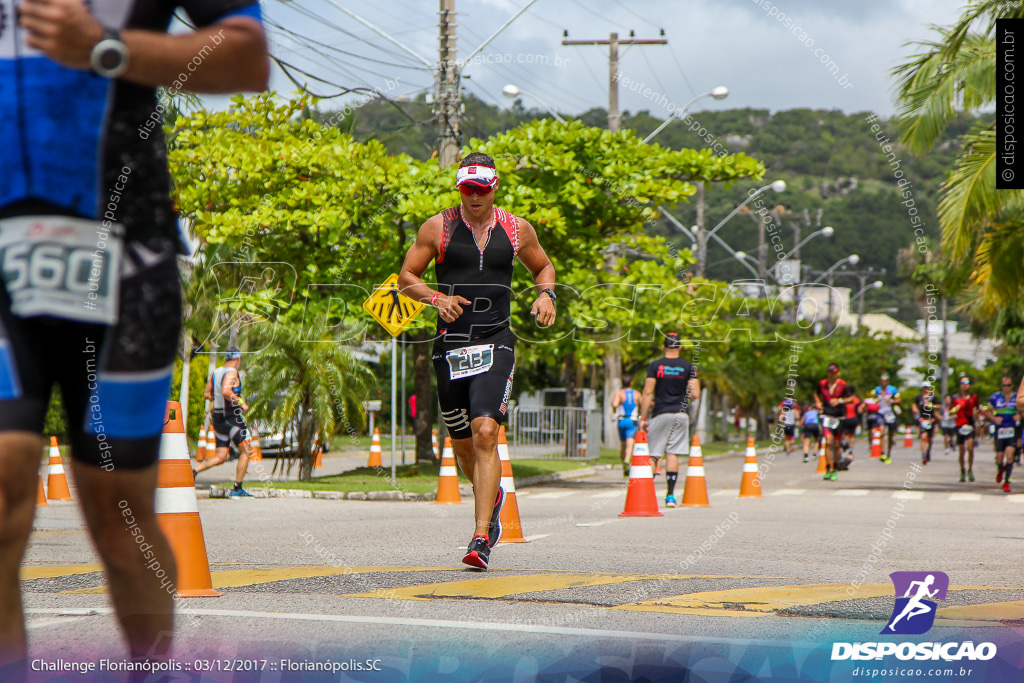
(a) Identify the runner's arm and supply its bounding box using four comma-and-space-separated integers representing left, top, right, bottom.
18, 1, 269, 93
398, 215, 469, 323
515, 219, 556, 327
687, 377, 700, 403
1018, 377, 1024, 412
639, 377, 656, 425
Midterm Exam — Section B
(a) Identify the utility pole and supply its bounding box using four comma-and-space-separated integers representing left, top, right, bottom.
437, 0, 460, 167
562, 29, 666, 448
562, 31, 667, 133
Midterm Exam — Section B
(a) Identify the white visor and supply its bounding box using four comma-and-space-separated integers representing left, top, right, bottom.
456, 164, 498, 187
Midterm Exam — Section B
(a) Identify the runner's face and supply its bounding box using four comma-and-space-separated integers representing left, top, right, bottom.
459, 179, 498, 216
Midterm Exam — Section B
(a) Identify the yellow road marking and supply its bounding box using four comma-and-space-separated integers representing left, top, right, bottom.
614, 584, 1008, 617
21, 564, 102, 581
936, 600, 1024, 623
64, 566, 446, 594
343, 572, 650, 600
615, 583, 895, 615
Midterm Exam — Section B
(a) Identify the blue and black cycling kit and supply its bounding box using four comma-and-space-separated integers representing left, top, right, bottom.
0, 1, 261, 468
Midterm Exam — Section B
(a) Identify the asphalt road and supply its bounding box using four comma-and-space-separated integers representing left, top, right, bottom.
20, 439, 1024, 682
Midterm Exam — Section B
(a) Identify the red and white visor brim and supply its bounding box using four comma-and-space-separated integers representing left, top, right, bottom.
456, 165, 498, 188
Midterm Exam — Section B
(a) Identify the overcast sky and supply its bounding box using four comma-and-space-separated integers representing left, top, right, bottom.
259, 0, 968, 120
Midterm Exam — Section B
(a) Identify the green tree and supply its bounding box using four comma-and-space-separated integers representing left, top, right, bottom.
244, 323, 373, 482
892, 1, 1024, 318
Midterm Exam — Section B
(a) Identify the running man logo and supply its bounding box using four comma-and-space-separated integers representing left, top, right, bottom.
882, 571, 949, 635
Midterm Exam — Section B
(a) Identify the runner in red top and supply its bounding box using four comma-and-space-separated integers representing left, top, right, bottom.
951, 377, 980, 482
815, 363, 850, 481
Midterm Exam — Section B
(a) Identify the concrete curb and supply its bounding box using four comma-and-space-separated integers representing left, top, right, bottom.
206, 463, 608, 501
205, 451, 751, 501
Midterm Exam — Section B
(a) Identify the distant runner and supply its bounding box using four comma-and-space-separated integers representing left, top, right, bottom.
912, 381, 937, 465
951, 377, 980, 482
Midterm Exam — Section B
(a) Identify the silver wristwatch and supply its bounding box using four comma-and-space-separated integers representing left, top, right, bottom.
90, 29, 129, 78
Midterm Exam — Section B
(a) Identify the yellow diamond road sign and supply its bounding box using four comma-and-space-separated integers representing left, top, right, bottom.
363, 273, 425, 337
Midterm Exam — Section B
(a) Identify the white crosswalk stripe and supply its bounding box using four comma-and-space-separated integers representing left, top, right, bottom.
948, 493, 982, 502
770, 489, 807, 496
833, 489, 871, 496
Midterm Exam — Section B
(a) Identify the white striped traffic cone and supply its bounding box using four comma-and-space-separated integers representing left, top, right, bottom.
434, 437, 462, 504
680, 434, 710, 507
738, 436, 762, 498
620, 431, 663, 516
46, 436, 72, 501
367, 428, 383, 467
157, 401, 222, 597
496, 426, 526, 542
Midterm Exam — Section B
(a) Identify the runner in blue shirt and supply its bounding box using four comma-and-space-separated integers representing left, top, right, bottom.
612, 376, 640, 477
873, 373, 901, 462
801, 402, 820, 463
984, 376, 1020, 493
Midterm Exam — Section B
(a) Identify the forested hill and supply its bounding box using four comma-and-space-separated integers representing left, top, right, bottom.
312, 95, 984, 325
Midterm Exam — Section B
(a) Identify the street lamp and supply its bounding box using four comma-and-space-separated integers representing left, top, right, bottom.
813, 254, 860, 284
502, 84, 566, 123
811, 254, 859, 326
694, 180, 786, 277
642, 86, 729, 144
732, 250, 762, 279
852, 280, 884, 330
781, 225, 834, 261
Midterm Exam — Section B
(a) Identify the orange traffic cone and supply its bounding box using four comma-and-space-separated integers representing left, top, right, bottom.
496, 426, 527, 542
870, 426, 882, 458
313, 435, 323, 469
620, 431, 663, 517
431, 429, 439, 461
206, 427, 216, 457
903, 426, 914, 449
46, 436, 72, 501
578, 429, 587, 458
249, 430, 263, 464
434, 437, 462, 504
157, 401, 222, 598
196, 424, 207, 462
680, 434, 710, 507
738, 436, 762, 498
816, 437, 827, 474
367, 428, 383, 467
36, 469, 48, 507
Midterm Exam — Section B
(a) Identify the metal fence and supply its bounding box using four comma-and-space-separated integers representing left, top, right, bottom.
508, 406, 600, 460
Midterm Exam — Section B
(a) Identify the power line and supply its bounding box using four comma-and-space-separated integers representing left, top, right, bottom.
264, 16, 432, 72
611, 0, 661, 32
667, 42, 698, 101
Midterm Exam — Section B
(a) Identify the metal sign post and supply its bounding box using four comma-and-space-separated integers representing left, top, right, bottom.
390, 335, 397, 487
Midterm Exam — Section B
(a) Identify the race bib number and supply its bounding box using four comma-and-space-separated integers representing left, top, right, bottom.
998, 427, 1016, 440
958, 424, 974, 436
822, 416, 840, 430
0, 217, 122, 325
884, 414, 897, 425
446, 344, 494, 380
919, 419, 932, 430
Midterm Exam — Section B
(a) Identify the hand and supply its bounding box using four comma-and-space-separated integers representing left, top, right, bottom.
19, 0, 105, 70
531, 294, 555, 326
436, 294, 470, 323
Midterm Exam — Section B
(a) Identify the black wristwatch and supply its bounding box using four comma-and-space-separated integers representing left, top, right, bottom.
541, 288, 556, 302
90, 29, 130, 78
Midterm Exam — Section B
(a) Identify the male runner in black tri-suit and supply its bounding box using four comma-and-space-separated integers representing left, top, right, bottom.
399, 153, 555, 569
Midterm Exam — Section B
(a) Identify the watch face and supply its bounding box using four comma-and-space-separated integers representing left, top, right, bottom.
98, 46, 122, 71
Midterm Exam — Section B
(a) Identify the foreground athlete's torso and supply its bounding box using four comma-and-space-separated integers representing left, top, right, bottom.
0, 0, 260, 243
435, 206, 519, 341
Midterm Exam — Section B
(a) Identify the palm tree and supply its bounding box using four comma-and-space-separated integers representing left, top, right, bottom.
244, 323, 374, 481
892, 1, 1024, 317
